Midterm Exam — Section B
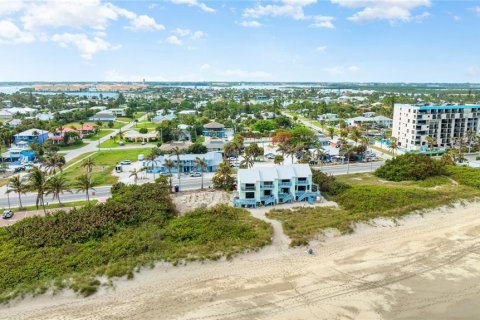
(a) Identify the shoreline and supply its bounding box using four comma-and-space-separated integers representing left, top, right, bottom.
2, 200, 480, 319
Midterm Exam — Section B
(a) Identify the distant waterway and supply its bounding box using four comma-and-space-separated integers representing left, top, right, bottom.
35, 91, 119, 99
0, 86, 27, 94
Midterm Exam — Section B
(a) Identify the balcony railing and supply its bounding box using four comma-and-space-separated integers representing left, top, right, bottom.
296, 180, 309, 186
279, 181, 292, 187
241, 185, 256, 191
233, 197, 258, 208
260, 183, 274, 190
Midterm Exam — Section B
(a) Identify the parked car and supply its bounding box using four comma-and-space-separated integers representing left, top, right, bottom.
190, 172, 202, 177
2, 210, 14, 219
265, 153, 275, 159
120, 160, 132, 165
141, 141, 146, 145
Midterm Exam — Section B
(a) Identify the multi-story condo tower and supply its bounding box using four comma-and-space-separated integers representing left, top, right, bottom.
392, 104, 480, 151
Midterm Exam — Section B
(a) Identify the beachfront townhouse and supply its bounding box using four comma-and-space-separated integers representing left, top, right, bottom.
145, 151, 223, 174
233, 164, 319, 208
203, 121, 226, 138
14, 128, 49, 144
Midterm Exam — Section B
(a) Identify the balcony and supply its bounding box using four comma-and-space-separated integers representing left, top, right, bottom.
261, 195, 276, 206
278, 193, 293, 203
296, 180, 309, 186
260, 183, 274, 190
241, 185, 256, 191
279, 181, 292, 187
233, 197, 258, 208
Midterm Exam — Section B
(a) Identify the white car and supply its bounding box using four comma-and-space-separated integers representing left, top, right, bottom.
120, 160, 132, 165
2, 210, 14, 219
190, 172, 202, 177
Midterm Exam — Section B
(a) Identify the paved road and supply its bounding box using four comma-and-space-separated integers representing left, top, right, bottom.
0, 161, 386, 209
63, 114, 149, 162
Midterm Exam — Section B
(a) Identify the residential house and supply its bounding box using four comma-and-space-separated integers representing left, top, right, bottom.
145, 151, 223, 174
152, 110, 176, 123
233, 164, 319, 208
109, 107, 127, 117
35, 113, 54, 121
89, 110, 117, 122
1, 141, 35, 163
203, 121, 226, 138
0, 109, 13, 121
124, 130, 158, 142
14, 128, 49, 144
204, 139, 226, 152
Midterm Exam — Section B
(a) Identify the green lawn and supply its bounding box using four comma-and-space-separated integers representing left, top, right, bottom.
62, 148, 151, 185
134, 122, 158, 129
86, 129, 115, 141
268, 172, 480, 247
116, 117, 133, 123
64, 152, 97, 168
9, 200, 98, 212
99, 138, 152, 148
57, 142, 88, 151
0, 178, 8, 187
134, 112, 146, 119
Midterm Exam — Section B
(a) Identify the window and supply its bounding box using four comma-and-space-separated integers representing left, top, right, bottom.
246, 192, 255, 199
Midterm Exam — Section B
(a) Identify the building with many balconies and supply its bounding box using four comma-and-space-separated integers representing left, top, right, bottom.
393, 104, 480, 152
233, 164, 319, 208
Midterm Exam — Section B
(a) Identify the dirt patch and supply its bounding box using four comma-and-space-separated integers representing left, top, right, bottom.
171, 190, 232, 214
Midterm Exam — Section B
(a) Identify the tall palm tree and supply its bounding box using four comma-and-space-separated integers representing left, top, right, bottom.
327, 127, 335, 139
43, 153, 66, 175
466, 130, 476, 153
82, 157, 96, 173
45, 174, 72, 206
129, 168, 139, 185
7, 175, 27, 210
164, 159, 175, 190
146, 152, 160, 180
390, 138, 398, 158
28, 167, 48, 215
75, 174, 96, 202
171, 146, 183, 185
194, 157, 208, 190
277, 142, 294, 164
426, 136, 436, 157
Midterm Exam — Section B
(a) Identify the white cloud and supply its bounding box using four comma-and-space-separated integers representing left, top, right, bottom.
191, 30, 207, 40
315, 45, 327, 53
217, 68, 272, 80
125, 15, 165, 31
414, 11, 430, 22
474, 6, 480, 14
170, 0, 215, 13
453, 15, 461, 21
165, 35, 183, 45
199, 63, 211, 71
312, 15, 335, 28
51, 33, 118, 59
331, 0, 431, 22
239, 20, 262, 28
467, 66, 480, 77
323, 65, 359, 75
243, 0, 317, 20
0, 19, 34, 44
20, 0, 164, 32
0, 0, 24, 16
171, 28, 207, 40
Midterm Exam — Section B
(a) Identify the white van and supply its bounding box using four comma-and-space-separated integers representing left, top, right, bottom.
138, 154, 144, 161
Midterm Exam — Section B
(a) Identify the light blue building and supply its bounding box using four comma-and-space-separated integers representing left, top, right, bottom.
145, 151, 223, 174
203, 121, 226, 138
1, 141, 36, 163
14, 128, 49, 144
233, 164, 319, 208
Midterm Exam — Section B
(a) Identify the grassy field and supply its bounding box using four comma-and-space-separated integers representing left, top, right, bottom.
267, 171, 480, 246
62, 148, 151, 185
0, 183, 272, 302
86, 129, 115, 141
134, 112, 146, 119
0, 178, 8, 187
64, 151, 97, 168
135, 122, 158, 129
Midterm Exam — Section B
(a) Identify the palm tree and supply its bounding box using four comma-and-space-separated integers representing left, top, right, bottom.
28, 167, 48, 215
212, 160, 235, 190
43, 152, 66, 175
240, 151, 255, 168
390, 138, 398, 158
277, 142, 294, 164
146, 152, 160, 180
7, 175, 27, 210
194, 157, 208, 190
82, 157, 96, 173
349, 129, 362, 146
466, 130, 476, 153
426, 136, 436, 156
129, 168, 140, 185
274, 154, 284, 165
171, 146, 183, 185
45, 174, 72, 206
75, 174, 96, 202
164, 159, 175, 190
327, 127, 335, 139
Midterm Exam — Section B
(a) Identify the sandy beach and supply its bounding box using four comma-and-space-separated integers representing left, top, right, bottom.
2, 201, 480, 320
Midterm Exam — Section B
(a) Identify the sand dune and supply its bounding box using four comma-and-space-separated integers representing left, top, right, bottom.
3, 201, 480, 320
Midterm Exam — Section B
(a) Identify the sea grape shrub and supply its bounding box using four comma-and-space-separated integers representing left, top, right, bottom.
311, 169, 350, 196
7, 182, 175, 248
374, 154, 446, 181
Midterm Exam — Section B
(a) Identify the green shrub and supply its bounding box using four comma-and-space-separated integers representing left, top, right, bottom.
139, 127, 148, 134
312, 169, 350, 196
375, 154, 446, 181
446, 165, 480, 189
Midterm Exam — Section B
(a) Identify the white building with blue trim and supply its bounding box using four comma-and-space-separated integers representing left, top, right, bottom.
144, 151, 223, 174
233, 164, 319, 208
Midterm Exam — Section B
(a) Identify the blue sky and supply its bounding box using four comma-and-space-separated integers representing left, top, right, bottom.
0, 0, 479, 82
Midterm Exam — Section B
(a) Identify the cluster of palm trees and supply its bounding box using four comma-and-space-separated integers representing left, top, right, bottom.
6, 154, 97, 215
